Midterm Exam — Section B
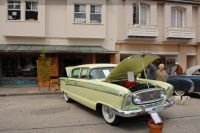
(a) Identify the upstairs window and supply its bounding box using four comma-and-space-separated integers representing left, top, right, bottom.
25, 2, 38, 21
74, 4, 86, 23
171, 9, 183, 27
133, 3, 149, 25
7, 1, 21, 20
90, 5, 102, 23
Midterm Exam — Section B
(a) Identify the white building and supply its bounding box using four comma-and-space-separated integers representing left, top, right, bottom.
0, 0, 199, 86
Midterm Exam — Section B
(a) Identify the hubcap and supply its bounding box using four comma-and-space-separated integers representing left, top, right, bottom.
104, 106, 114, 119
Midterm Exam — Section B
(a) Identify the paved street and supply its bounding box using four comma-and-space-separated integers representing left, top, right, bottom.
0, 94, 200, 133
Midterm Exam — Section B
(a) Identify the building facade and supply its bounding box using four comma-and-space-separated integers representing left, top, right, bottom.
0, 0, 200, 86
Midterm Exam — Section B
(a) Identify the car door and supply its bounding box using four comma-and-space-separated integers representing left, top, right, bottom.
65, 68, 81, 99
66, 67, 92, 104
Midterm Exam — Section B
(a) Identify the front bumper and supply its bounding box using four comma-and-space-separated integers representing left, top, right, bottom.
111, 99, 175, 117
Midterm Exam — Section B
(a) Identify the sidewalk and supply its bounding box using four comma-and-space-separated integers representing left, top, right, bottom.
0, 86, 61, 96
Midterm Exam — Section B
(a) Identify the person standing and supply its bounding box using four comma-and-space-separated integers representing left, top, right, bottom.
175, 62, 183, 75
147, 63, 157, 80
156, 64, 168, 82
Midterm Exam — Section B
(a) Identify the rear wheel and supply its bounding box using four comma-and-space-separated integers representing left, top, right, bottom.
63, 92, 72, 103
175, 91, 185, 96
102, 105, 121, 125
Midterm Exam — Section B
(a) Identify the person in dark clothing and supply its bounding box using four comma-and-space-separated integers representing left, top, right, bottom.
147, 63, 157, 80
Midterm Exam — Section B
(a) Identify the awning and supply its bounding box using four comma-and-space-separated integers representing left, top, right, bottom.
0, 44, 118, 53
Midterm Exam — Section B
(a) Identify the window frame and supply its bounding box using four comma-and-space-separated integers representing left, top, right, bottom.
74, 4, 86, 23
7, 0, 21, 20
25, 1, 38, 21
171, 8, 184, 27
90, 5, 102, 24
133, 3, 149, 25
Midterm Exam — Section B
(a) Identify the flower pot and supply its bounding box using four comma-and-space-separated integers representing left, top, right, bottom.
148, 122, 164, 133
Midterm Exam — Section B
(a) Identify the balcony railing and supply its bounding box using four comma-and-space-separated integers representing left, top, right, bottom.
128, 24, 158, 37
166, 27, 195, 39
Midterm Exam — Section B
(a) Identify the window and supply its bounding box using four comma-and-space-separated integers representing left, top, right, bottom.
25, 2, 38, 21
7, 1, 21, 20
80, 68, 89, 79
71, 68, 81, 78
90, 5, 101, 23
2, 55, 37, 77
89, 67, 114, 79
74, 4, 86, 23
171, 9, 183, 27
133, 3, 149, 25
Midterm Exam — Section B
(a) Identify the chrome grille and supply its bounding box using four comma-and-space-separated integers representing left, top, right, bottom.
132, 88, 164, 105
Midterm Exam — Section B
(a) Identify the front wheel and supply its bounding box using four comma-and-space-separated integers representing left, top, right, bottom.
102, 105, 121, 125
175, 90, 185, 96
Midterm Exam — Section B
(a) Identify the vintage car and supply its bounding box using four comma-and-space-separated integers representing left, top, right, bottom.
167, 65, 200, 96
60, 53, 175, 125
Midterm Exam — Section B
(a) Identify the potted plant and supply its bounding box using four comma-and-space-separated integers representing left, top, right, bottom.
37, 50, 55, 90
148, 119, 164, 133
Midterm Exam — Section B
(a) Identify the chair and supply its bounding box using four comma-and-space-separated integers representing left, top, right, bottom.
49, 76, 60, 92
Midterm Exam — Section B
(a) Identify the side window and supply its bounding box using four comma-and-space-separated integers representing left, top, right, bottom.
80, 68, 89, 79
71, 68, 80, 78
193, 69, 200, 75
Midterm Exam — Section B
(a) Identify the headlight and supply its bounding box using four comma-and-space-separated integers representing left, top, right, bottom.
133, 94, 141, 104
126, 95, 132, 107
160, 90, 166, 98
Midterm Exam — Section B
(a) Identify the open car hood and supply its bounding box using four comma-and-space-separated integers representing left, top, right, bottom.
104, 53, 160, 82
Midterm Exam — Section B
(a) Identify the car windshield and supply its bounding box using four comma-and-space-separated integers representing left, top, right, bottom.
89, 67, 115, 79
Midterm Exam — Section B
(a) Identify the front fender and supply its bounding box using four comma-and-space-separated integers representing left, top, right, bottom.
167, 78, 193, 91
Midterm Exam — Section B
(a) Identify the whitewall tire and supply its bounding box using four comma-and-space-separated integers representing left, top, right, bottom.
175, 91, 185, 96
63, 92, 71, 103
102, 105, 120, 125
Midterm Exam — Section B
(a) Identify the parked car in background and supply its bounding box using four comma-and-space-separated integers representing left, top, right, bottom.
60, 53, 175, 125
167, 65, 200, 96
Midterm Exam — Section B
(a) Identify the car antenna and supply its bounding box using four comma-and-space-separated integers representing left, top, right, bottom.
140, 51, 150, 89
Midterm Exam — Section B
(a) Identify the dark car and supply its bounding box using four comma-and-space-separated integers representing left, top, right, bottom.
167, 65, 200, 96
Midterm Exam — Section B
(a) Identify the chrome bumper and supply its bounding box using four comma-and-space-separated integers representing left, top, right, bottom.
111, 99, 175, 117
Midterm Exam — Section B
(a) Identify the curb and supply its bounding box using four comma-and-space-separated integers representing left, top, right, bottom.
0, 91, 62, 97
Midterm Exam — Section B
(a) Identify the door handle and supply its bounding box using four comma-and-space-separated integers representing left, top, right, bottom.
74, 81, 77, 84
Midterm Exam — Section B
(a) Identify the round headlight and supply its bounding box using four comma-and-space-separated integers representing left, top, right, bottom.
160, 90, 166, 98
133, 94, 141, 104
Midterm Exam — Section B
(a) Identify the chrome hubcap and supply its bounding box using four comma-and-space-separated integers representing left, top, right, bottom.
104, 106, 114, 119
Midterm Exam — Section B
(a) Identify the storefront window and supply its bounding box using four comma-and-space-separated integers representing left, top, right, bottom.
2, 55, 37, 77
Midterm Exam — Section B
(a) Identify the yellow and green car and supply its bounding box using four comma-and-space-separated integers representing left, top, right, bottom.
60, 53, 175, 125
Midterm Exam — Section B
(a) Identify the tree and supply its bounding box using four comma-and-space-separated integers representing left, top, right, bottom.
37, 50, 55, 84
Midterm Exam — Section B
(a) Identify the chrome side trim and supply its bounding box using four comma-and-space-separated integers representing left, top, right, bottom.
111, 98, 175, 118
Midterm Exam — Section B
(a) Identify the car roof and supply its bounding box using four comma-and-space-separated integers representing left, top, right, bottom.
186, 65, 200, 75
73, 64, 117, 69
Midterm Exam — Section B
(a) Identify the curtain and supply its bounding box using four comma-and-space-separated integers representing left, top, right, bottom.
141, 6, 147, 25
171, 9, 176, 27
80, 5, 86, 12
177, 10, 182, 27
32, 2, 38, 10
95, 6, 101, 13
